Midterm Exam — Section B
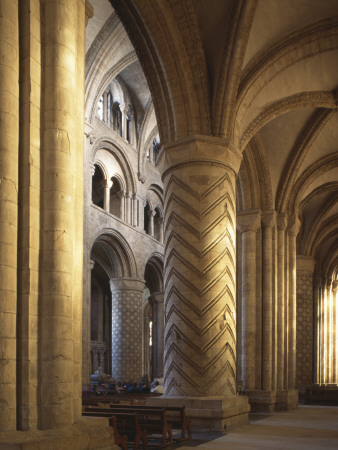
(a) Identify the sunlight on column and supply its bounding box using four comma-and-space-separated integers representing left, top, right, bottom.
318, 279, 338, 386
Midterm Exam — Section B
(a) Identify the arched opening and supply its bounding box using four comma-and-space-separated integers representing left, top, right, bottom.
144, 255, 164, 381
144, 201, 151, 235
92, 164, 105, 208
90, 261, 112, 375
110, 176, 122, 218
153, 207, 162, 242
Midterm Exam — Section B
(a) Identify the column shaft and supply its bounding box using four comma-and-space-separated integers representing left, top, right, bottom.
332, 282, 337, 383
39, 0, 83, 429
287, 218, 299, 389
148, 210, 155, 237
17, 0, 41, 430
277, 216, 287, 390
237, 211, 260, 391
162, 141, 240, 396
325, 281, 332, 383
110, 278, 145, 382
73, 0, 86, 422
261, 212, 275, 390
149, 293, 165, 378
313, 279, 321, 384
104, 183, 111, 213
320, 282, 325, 384
0, 0, 19, 432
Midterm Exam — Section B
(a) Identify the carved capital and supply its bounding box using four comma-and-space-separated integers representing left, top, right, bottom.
287, 215, 300, 236
160, 134, 242, 178
277, 213, 288, 231
261, 210, 276, 228
237, 209, 261, 233
148, 293, 164, 306
110, 278, 145, 293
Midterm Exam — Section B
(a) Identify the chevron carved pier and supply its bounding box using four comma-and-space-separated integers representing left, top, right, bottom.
163, 160, 237, 397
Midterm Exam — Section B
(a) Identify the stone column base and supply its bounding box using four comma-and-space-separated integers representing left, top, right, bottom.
276, 389, 299, 410
146, 395, 250, 433
0, 418, 118, 450
244, 390, 277, 413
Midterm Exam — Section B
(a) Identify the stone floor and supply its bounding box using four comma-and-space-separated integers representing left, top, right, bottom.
176, 405, 338, 450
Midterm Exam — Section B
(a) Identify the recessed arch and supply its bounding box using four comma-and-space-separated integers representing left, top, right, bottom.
92, 138, 137, 194
90, 228, 138, 279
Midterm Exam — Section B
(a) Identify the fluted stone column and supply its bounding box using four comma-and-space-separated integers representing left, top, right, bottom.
110, 278, 145, 382
261, 210, 276, 391
277, 214, 287, 391
146, 137, 249, 431
237, 210, 261, 392
149, 293, 164, 378
287, 216, 300, 390
0, 0, 19, 432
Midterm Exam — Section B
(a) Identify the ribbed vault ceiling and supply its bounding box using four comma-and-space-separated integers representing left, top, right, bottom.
87, 0, 338, 279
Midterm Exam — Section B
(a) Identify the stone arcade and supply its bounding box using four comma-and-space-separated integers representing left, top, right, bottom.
0, 0, 337, 448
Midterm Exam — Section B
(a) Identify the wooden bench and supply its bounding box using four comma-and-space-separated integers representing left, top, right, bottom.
107, 404, 191, 441
83, 410, 148, 450
83, 406, 172, 448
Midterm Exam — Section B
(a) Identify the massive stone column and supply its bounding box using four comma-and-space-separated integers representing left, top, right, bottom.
0, 0, 19, 432
110, 278, 145, 382
237, 210, 261, 392
149, 293, 165, 378
147, 137, 249, 431
39, 0, 82, 429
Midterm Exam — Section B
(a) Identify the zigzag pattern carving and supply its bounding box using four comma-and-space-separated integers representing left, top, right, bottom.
163, 165, 237, 396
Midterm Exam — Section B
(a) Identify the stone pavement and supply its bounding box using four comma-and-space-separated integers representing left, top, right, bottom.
176, 405, 338, 450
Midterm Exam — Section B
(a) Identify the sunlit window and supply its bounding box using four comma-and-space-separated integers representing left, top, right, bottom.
149, 320, 152, 346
